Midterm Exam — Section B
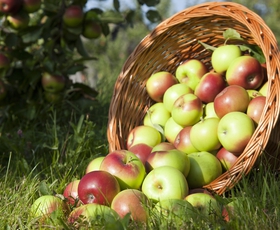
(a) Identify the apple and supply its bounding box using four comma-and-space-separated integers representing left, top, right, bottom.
82, 20, 102, 39
44, 91, 63, 103
216, 147, 238, 171
111, 189, 149, 223
0, 0, 22, 14
0, 79, 7, 101
174, 126, 199, 154
23, 0, 41, 13
247, 89, 262, 100
194, 72, 227, 103
143, 102, 171, 128
247, 95, 266, 124
164, 117, 184, 144
78, 170, 120, 206
259, 81, 268, 96
63, 5, 84, 28
171, 93, 203, 127
163, 83, 193, 112
184, 192, 219, 215
100, 150, 146, 190
186, 151, 222, 189
217, 111, 256, 153
146, 149, 190, 177
128, 143, 152, 165
214, 85, 250, 118
175, 59, 208, 90
146, 71, 178, 102
226, 56, 264, 89
7, 10, 30, 30
211, 44, 242, 74
126, 125, 162, 149
85, 156, 105, 173
30, 195, 67, 222
41, 72, 66, 93
151, 142, 176, 152
189, 117, 221, 152
188, 188, 213, 196
0, 53, 10, 69
68, 203, 120, 224
204, 102, 218, 119
141, 166, 189, 202
63, 180, 81, 207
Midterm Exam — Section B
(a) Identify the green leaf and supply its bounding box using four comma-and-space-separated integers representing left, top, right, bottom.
143, 0, 160, 7
72, 83, 99, 98
22, 27, 43, 43
198, 41, 217, 51
66, 64, 86, 75
146, 10, 161, 23
125, 10, 135, 28
101, 23, 110, 37
113, 0, 120, 12
4, 33, 20, 48
75, 37, 89, 58
223, 28, 243, 41
99, 10, 124, 24
239, 44, 266, 64
39, 180, 52, 196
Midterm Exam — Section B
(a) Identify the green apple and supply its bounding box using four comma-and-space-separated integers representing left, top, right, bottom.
174, 126, 199, 154
7, 10, 30, 30
41, 72, 66, 93
82, 20, 102, 39
217, 111, 255, 153
164, 117, 184, 144
126, 125, 162, 149
211, 44, 242, 74
190, 117, 221, 152
85, 156, 105, 173
44, 91, 63, 104
204, 102, 218, 119
146, 149, 190, 177
186, 151, 222, 189
259, 81, 268, 96
175, 59, 208, 90
151, 142, 176, 152
146, 71, 178, 102
141, 166, 189, 202
144, 102, 171, 128
247, 89, 262, 100
23, 0, 41, 13
63, 5, 84, 28
171, 93, 203, 127
163, 83, 193, 112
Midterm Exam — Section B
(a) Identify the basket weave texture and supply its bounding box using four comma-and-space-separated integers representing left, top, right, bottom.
107, 2, 280, 195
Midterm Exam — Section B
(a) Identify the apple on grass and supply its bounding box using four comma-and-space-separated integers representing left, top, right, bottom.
145, 71, 178, 102
175, 59, 208, 91
85, 156, 105, 173
23, 0, 41, 13
126, 125, 162, 149
63, 5, 84, 28
128, 143, 152, 165
63, 180, 81, 207
78, 170, 120, 206
189, 117, 221, 152
216, 147, 238, 171
174, 126, 199, 154
171, 93, 203, 127
217, 111, 255, 153
163, 83, 193, 112
146, 149, 190, 177
214, 85, 250, 118
246, 95, 266, 124
111, 189, 149, 223
226, 55, 264, 90
41, 72, 66, 93
211, 44, 242, 74
100, 150, 146, 190
194, 72, 227, 103
143, 102, 171, 128
164, 117, 184, 144
141, 166, 189, 202
186, 151, 222, 189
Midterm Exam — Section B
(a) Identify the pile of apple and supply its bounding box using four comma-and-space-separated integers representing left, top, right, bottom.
29, 44, 268, 225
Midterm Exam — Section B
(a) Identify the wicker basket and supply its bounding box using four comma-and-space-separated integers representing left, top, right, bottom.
107, 2, 280, 195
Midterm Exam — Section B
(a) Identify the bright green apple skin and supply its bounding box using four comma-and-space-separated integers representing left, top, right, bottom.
171, 93, 203, 127
259, 81, 268, 96
247, 89, 262, 100
82, 21, 102, 39
204, 102, 218, 119
68, 203, 120, 224
144, 102, 171, 128
186, 151, 222, 189
246, 95, 266, 124
226, 56, 264, 90
100, 150, 146, 190
85, 156, 105, 173
174, 126, 199, 154
146, 71, 178, 102
211, 45, 242, 74
151, 142, 176, 152
23, 0, 41, 13
146, 149, 190, 177
190, 117, 221, 152
164, 117, 184, 144
217, 111, 255, 153
175, 59, 208, 91
126, 125, 162, 149
163, 83, 193, 112
63, 5, 84, 27
7, 10, 30, 30
141, 166, 189, 202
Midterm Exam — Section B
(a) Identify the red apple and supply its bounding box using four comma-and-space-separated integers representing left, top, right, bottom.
128, 143, 152, 165
100, 150, 146, 190
111, 189, 149, 222
0, 0, 22, 14
216, 147, 238, 171
194, 72, 227, 103
246, 95, 266, 124
146, 71, 178, 102
41, 72, 66, 93
82, 20, 102, 39
214, 85, 250, 118
226, 56, 264, 90
63, 5, 84, 28
23, 0, 41, 13
174, 126, 198, 154
78, 170, 120, 206
63, 180, 81, 207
